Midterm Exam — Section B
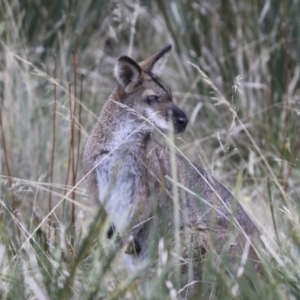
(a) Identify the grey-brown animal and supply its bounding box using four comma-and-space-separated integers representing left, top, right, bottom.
82, 45, 261, 298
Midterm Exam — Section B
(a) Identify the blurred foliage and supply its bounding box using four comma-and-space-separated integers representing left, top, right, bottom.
0, 0, 112, 56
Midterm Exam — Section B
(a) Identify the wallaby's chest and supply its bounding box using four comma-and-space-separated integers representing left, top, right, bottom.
95, 150, 142, 229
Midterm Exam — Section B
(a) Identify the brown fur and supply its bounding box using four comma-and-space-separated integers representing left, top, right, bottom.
82, 45, 261, 298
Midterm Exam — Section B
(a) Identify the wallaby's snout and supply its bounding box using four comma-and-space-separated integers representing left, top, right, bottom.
172, 104, 188, 133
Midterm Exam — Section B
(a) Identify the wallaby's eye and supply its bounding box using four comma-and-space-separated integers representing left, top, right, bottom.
146, 95, 159, 105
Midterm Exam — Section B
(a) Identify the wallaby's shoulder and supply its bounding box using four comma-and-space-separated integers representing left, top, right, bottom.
145, 138, 218, 187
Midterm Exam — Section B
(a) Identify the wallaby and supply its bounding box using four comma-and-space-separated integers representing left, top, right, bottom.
82, 45, 261, 297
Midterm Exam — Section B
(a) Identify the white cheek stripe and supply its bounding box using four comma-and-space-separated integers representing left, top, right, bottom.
145, 107, 169, 131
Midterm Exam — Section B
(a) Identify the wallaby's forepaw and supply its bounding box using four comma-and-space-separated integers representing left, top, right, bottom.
107, 224, 115, 239
107, 225, 141, 255
125, 237, 141, 256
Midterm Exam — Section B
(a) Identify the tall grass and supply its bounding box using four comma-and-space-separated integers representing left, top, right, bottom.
0, 0, 300, 299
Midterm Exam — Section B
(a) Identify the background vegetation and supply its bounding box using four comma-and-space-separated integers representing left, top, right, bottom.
0, 0, 300, 299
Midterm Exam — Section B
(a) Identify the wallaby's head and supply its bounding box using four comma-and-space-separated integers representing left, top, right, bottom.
114, 45, 188, 134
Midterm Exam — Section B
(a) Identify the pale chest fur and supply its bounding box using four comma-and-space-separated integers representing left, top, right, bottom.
95, 148, 145, 232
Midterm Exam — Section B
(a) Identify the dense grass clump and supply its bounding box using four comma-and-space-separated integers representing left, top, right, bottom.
0, 0, 300, 299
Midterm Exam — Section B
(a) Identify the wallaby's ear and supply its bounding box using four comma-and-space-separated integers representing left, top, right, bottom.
114, 56, 142, 92
139, 44, 172, 76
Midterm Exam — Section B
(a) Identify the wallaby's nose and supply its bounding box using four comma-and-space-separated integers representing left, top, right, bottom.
172, 105, 188, 133
177, 116, 188, 126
